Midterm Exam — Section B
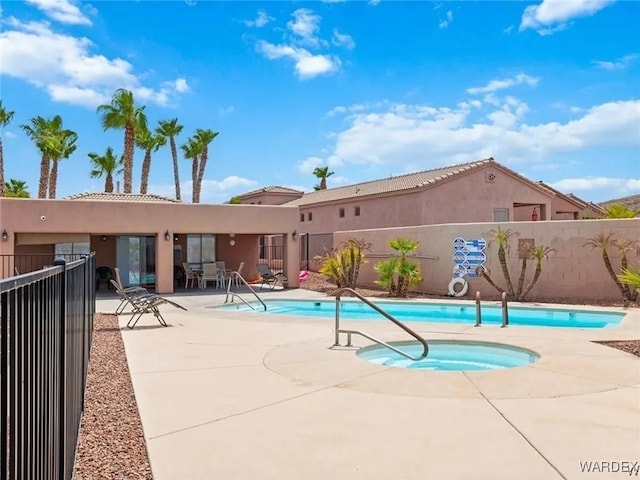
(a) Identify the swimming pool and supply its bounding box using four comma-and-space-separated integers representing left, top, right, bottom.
218, 299, 625, 328
357, 340, 540, 371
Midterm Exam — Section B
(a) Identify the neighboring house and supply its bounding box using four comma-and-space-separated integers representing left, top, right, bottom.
0, 195, 300, 292
283, 158, 563, 235
535, 182, 605, 220
235, 186, 303, 205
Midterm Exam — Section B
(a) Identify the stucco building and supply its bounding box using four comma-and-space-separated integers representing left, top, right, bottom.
0, 194, 301, 293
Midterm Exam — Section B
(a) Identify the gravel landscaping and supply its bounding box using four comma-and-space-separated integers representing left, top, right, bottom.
73, 313, 153, 480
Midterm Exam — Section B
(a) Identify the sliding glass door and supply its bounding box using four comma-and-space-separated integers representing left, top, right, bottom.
116, 236, 156, 286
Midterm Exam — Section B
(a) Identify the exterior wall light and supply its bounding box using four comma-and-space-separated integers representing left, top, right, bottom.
164, 230, 171, 241
1, 229, 8, 242
292, 230, 298, 241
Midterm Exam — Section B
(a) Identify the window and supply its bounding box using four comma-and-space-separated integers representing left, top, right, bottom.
55, 242, 90, 256
300, 213, 305, 222
493, 208, 509, 222
354, 206, 360, 216
187, 234, 216, 263
308, 212, 313, 221
339, 208, 345, 218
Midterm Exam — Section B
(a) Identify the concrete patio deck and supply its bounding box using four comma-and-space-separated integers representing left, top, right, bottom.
97, 289, 640, 480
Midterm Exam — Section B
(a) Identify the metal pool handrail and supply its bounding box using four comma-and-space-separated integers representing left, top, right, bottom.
224, 271, 267, 311
333, 288, 429, 361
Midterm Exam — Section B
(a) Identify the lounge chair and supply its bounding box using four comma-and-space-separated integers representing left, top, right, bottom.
110, 280, 187, 329
257, 263, 288, 290
114, 267, 150, 315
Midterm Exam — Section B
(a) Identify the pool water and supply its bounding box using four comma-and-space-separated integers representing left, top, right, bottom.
357, 340, 540, 371
218, 299, 624, 329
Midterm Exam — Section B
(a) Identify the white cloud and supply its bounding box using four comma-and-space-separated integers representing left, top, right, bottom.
593, 54, 638, 71
243, 9, 273, 28
520, 0, 615, 35
219, 105, 235, 115
319, 97, 640, 169
549, 177, 640, 194
173, 78, 190, 93
256, 41, 340, 79
438, 10, 453, 29
332, 29, 355, 49
369, 0, 381, 5
25, 0, 92, 26
3, 131, 17, 139
298, 156, 325, 174
287, 8, 324, 48
151, 176, 258, 203
503, 25, 514, 35
466, 73, 539, 95
0, 19, 188, 108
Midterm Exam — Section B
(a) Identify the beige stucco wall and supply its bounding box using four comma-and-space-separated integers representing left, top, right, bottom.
299, 165, 554, 234
334, 218, 640, 301
0, 198, 301, 292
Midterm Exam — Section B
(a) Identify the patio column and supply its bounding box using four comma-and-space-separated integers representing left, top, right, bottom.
156, 231, 174, 294
284, 231, 300, 288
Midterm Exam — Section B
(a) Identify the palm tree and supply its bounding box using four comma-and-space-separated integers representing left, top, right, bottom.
313, 166, 334, 190
521, 246, 555, 299
583, 233, 627, 299
0, 101, 15, 197
604, 203, 639, 218
47, 128, 78, 199
486, 226, 517, 296
180, 137, 203, 203
157, 118, 184, 200
136, 128, 166, 194
21, 115, 75, 198
4, 179, 30, 198
88, 147, 124, 193
97, 89, 147, 194
192, 128, 219, 203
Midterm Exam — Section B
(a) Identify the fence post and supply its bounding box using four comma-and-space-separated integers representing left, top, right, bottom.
53, 256, 67, 480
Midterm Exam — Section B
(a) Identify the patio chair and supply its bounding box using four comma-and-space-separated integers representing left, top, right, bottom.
96, 266, 114, 291
200, 263, 220, 289
183, 262, 201, 288
114, 267, 150, 315
257, 263, 288, 290
110, 280, 187, 329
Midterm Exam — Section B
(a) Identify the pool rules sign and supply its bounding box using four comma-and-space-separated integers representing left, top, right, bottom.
452, 237, 487, 278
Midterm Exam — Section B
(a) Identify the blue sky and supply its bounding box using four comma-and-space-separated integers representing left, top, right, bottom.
1, 0, 639, 203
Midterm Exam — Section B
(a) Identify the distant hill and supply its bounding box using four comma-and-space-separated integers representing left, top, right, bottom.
599, 194, 640, 211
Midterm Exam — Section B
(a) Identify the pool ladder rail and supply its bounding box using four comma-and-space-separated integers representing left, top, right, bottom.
333, 288, 429, 361
224, 271, 267, 311
474, 291, 509, 327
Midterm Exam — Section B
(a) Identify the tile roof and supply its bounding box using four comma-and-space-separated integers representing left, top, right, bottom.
65, 192, 180, 203
536, 182, 587, 209
238, 186, 304, 198
285, 158, 549, 207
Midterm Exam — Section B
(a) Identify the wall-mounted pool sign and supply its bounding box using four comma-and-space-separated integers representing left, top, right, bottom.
452, 237, 487, 278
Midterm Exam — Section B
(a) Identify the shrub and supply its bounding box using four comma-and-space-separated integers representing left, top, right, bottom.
317, 238, 371, 289
374, 238, 423, 297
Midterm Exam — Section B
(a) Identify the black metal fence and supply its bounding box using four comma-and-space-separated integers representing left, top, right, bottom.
1, 254, 96, 480
300, 233, 333, 271
1, 254, 87, 279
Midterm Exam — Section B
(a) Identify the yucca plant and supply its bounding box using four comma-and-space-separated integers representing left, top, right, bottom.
478, 227, 555, 301
618, 268, 640, 295
374, 237, 423, 297
317, 238, 371, 289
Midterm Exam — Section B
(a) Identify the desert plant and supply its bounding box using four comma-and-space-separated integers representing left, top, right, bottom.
584, 233, 639, 302
478, 227, 555, 301
618, 267, 640, 294
374, 238, 423, 297
317, 238, 371, 289
604, 203, 639, 219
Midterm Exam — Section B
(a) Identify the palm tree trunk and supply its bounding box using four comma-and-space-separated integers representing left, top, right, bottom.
0, 136, 4, 197
196, 147, 208, 203
516, 258, 528, 299
105, 173, 114, 193
602, 249, 628, 298
170, 137, 181, 201
48, 161, 58, 199
191, 158, 199, 203
140, 149, 152, 194
320, 177, 327, 189
521, 263, 543, 299
123, 122, 135, 194
38, 155, 50, 198
478, 267, 505, 294
498, 245, 515, 296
